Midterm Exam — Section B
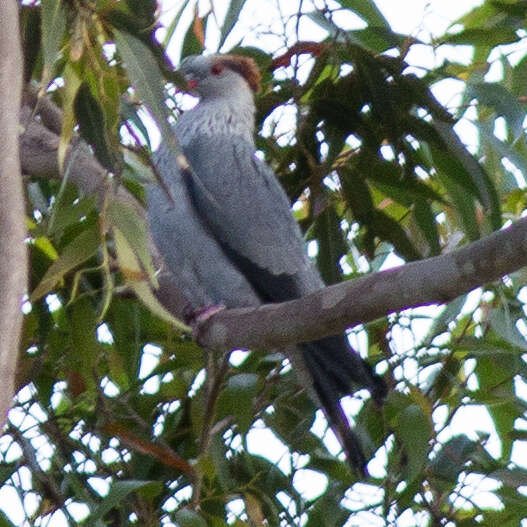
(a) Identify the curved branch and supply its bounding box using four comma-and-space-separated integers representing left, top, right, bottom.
197, 218, 527, 350
0, 1, 26, 427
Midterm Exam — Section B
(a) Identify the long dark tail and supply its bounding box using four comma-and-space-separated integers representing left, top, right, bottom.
301, 334, 387, 475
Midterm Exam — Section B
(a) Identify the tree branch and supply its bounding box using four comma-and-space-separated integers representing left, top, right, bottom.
197, 218, 527, 349
0, 1, 26, 428
19, 93, 527, 354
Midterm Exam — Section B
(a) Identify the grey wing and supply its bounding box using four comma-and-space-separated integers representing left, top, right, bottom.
181, 134, 322, 300
147, 141, 261, 310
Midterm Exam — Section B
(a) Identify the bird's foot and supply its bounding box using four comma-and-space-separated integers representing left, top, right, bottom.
183, 303, 226, 334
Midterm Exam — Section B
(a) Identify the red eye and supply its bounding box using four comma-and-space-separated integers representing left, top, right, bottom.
211, 63, 224, 75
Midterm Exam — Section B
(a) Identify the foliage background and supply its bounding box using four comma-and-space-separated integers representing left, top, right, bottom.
2, 0, 527, 525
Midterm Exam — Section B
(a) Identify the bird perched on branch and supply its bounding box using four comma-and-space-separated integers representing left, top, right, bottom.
147, 53, 387, 475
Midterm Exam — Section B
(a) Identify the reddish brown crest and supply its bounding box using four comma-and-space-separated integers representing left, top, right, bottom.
213, 55, 262, 93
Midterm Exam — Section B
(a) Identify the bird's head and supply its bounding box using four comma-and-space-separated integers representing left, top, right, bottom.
179, 54, 261, 99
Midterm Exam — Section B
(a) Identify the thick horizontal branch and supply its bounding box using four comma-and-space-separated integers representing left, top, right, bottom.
198, 218, 527, 350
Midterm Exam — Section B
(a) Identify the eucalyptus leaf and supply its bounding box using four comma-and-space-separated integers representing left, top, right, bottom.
30, 225, 100, 302
41, 0, 65, 83
114, 29, 173, 140
218, 0, 246, 50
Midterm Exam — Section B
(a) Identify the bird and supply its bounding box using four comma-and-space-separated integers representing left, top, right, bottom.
146, 53, 387, 475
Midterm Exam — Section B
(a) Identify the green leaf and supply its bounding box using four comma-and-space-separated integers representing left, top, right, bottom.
41, 0, 66, 83
113, 29, 173, 140
313, 204, 348, 284
0, 463, 16, 487
68, 297, 100, 390
366, 161, 444, 206
112, 226, 190, 333
371, 209, 422, 261
181, 13, 205, 59
174, 509, 208, 527
511, 55, 527, 98
304, 487, 349, 526
217, 373, 259, 434
433, 121, 501, 230
21, 6, 42, 82
162, 0, 191, 48
489, 308, 527, 351
441, 28, 520, 48
434, 164, 480, 241
337, 0, 389, 27
30, 225, 100, 302
412, 199, 441, 255
74, 84, 116, 171
306, 11, 341, 37
467, 82, 525, 140
48, 195, 97, 237
345, 27, 408, 53
475, 345, 522, 459
396, 403, 431, 482
218, 0, 246, 50
59, 62, 83, 172
478, 123, 527, 185
420, 295, 467, 346
86, 480, 157, 525
121, 99, 152, 149
107, 200, 155, 282
0, 510, 17, 527
431, 435, 477, 482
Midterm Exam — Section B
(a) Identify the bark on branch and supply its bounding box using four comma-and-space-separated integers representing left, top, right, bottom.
19, 94, 527, 354
198, 218, 527, 349
0, 1, 26, 428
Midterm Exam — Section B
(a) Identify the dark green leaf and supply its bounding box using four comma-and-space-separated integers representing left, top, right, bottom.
86, 480, 157, 525
313, 204, 348, 284
30, 225, 100, 301
467, 82, 525, 139
511, 55, 527, 98
74, 84, 116, 171
0, 464, 16, 487
420, 295, 467, 346
174, 509, 208, 527
107, 199, 155, 281
114, 29, 173, 140
433, 120, 501, 230
412, 199, 441, 255
21, 6, 42, 82
475, 344, 522, 459
181, 13, 205, 60
217, 373, 259, 433
41, 0, 66, 81
344, 27, 407, 52
371, 209, 422, 261
396, 403, 431, 482
441, 28, 520, 48
489, 308, 527, 351
0, 511, 17, 527
431, 434, 477, 481
336, 0, 390, 28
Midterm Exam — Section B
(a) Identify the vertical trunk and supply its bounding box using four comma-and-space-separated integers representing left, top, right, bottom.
0, 0, 27, 428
